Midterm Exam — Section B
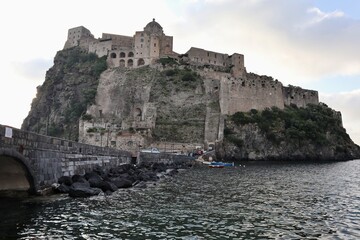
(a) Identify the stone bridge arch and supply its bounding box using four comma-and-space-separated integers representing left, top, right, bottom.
0, 148, 37, 195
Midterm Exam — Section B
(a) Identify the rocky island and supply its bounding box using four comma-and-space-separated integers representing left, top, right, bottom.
22, 19, 360, 161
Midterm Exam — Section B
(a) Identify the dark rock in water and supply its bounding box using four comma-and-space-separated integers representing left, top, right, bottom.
98, 181, 118, 192
104, 190, 113, 196
137, 170, 158, 182
88, 175, 104, 188
133, 181, 147, 188
151, 162, 167, 172
58, 176, 73, 186
69, 186, 102, 198
58, 159, 191, 198
109, 164, 134, 176
84, 171, 103, 181
92, 165, 107, 178
71, 181, 90, 189
72, 174, 87, 183
111, 177, 133, 188
119, 173, 130, 179
56, 183, 70, 193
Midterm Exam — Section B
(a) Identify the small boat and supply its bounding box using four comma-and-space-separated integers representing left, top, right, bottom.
210, 161, 235, 167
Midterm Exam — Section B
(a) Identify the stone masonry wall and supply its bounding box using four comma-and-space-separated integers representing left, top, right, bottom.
283, 86, 319, 108
221, 74, 285, 115
0, 125, 131, 191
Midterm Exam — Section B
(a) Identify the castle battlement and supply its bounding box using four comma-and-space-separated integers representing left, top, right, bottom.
64, 19, 246, 77
64, 19, 174, 69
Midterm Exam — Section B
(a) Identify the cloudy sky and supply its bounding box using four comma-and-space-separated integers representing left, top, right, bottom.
0, 0, 359, 145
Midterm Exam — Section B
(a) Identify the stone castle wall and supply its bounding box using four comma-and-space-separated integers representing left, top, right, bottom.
102, 33, 133, 48
64, 21, 320, 150
186, 48, 246, 78
89, 39, 112, 57
64, 26, 94, 49
283, 86, 319, 108
220, 74, 284, 115
187, 47, 230, 67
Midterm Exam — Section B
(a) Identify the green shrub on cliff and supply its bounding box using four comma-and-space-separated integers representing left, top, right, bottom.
29, 47, 108, 140
93, 56, 107, 77
229, 103, 348, 146
158, 57, 178, 66
61, 48, 107, 77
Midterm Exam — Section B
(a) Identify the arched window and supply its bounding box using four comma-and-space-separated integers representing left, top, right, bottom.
135, 108, 142, 117
128, 52, 134, 57
128, 59, 133, 67
110, 52, 117, 58
134, 108, 142, 121
119, 59, 125, 67
138, 58, 145, 66
120, 52, 126, 58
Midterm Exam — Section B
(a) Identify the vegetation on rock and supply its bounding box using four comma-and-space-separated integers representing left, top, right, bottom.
22, 47, 107, 140
149, 68, 206, 143
222, 103, 360, 161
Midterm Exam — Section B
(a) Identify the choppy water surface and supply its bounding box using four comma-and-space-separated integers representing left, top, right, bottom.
1, 160, 360, 239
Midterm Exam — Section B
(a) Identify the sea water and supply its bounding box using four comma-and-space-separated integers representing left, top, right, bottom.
0, 160, 359, 239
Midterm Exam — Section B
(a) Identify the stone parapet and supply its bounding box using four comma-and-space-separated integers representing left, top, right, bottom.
0, 124, 132, 192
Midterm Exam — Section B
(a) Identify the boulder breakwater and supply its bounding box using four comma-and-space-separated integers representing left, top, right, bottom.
54, 160, 194, 198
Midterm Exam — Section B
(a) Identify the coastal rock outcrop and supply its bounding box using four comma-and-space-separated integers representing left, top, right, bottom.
55, 161, 193, 198
21, 46, 359, 162
218, 104, 360, 161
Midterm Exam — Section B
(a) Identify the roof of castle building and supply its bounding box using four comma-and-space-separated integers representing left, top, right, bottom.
144, 18, 164, 35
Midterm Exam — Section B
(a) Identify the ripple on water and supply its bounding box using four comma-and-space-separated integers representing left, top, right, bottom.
0, 160, 358, 239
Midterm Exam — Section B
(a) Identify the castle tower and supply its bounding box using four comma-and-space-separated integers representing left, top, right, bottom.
133, 19, 173, 66
64, 26, 94, 49
144, 18, 164, 35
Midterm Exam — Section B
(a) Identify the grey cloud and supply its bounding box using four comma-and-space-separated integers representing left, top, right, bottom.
173, 0, 360, 81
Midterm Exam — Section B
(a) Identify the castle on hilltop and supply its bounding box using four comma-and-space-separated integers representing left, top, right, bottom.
64, 19, 246, 78
64, 19, 319, 153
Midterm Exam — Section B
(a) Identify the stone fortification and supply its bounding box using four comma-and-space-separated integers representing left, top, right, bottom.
64, 19, 174, 69
283, 85, 319, 108
186, 47, 246, 78
63, 20, 320, 151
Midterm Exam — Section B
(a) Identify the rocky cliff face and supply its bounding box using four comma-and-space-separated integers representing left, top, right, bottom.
22, 47, 360, 161
79, 64, 217, 148
21, 47, 107, 140
217, 104, 360, 161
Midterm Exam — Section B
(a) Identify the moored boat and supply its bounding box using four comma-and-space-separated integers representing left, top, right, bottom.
210, 161, 235, 167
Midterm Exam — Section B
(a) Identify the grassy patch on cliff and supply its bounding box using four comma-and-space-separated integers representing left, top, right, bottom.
226, 103, 350, 147
60, 49, 107, 123
150, 68, 203, 100
59, 48, 107, 77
